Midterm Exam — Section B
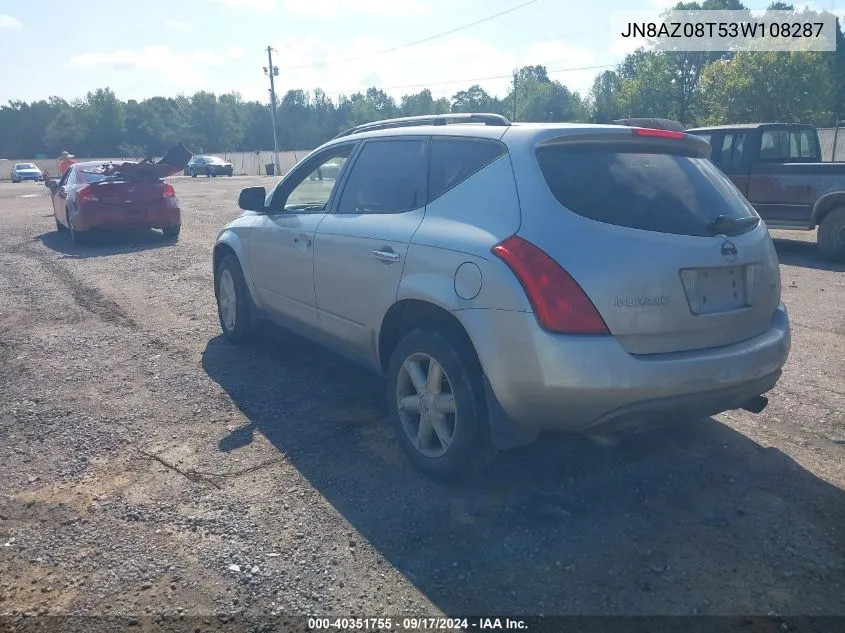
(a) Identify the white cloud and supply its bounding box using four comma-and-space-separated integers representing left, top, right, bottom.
68, 46, 245, 89
165, 19, 188, 30
251, 34, 596, 105
281, 0, 428, 19
0, 14, 23, 29
211, 0, 278, 11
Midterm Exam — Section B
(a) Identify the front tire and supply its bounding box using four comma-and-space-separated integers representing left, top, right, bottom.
191, 169, 197, 178
818, 207, 845, 262
386, 328, 494, 480
214, 254, 254, 344
55, 217, 67, 233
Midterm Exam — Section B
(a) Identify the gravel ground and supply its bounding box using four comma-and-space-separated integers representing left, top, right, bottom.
0, 177, 843, 631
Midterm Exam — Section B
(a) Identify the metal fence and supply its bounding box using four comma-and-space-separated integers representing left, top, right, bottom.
818, 127, 844, 162
0, 150, 312, 181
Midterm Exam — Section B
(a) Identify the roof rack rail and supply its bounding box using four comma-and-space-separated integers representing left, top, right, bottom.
332, 113, 512, 140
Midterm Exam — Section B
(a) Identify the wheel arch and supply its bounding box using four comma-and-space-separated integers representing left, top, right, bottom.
812, 192, 845, 226
212, 232, 261, 309
378, 299, 480, 376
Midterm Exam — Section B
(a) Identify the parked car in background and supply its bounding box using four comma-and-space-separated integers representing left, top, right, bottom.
184, 155, 234, 178
211, 114, 791, 480
47, 158, 185, 244
10, 162, 43, 183
686, 123, 845, 261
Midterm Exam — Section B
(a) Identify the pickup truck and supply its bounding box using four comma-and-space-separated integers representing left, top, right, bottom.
685, 123, 845, 261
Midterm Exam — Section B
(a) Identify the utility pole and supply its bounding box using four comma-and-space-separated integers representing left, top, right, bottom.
512, 71, 518, 122
263, 46, 281, 175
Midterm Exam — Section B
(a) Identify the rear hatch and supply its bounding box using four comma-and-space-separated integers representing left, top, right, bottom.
519, 127, 782, 355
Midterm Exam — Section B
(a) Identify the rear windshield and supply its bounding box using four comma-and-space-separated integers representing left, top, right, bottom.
536, 145, 757, 237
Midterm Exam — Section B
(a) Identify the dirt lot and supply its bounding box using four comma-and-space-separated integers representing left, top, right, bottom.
1, 176, 844, 630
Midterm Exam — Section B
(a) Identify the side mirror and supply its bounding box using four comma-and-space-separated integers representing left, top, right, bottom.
238, 186, 267, 212
45, 179, 58, 190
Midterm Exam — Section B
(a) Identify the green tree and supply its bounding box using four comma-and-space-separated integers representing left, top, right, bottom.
82, 88, 126, 156
616, 52, 677, 119
588, 71, 622, 122
698, 50, 834, 125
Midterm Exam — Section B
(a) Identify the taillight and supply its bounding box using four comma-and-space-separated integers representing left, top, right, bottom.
163, 183, 176, 198
491, 235, 609, 334
631, 127, 686, 140
76, 185, 99, 203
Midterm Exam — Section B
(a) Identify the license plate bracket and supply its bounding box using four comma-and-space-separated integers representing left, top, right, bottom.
680, 265, 750, 315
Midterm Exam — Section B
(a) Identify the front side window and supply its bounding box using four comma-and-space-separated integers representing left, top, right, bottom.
336, 139, 428, 214
279, 147, 353, 212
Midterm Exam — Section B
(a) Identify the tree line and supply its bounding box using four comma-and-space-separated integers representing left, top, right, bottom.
1, 0, 842, 159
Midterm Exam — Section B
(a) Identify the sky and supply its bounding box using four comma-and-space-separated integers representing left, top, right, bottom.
0, 0, 842, 106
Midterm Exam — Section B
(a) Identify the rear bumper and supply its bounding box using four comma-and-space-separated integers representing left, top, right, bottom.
459, 304, 791, 448
72, 207, 181, 231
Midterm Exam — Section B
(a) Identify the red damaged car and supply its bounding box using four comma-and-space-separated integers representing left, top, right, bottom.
47, 145, 191, 245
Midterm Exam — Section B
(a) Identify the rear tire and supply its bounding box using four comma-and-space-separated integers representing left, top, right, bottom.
214, 254, 254, 344
191, 170, 197, 178
162, 225, 180, 240
66, 209, 86, 245
55, 217, 67, 233
818, 207, 845, 262
386, 328, 495, 481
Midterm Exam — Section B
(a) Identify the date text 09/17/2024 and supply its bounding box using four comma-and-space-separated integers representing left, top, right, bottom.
306, 617, 529, 630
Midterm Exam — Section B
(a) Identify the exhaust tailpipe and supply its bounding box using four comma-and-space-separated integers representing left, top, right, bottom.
741, 395, 768, 414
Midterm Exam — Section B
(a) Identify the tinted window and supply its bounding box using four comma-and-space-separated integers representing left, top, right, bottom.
720, 133, 745, 167
337, 140, 427, 214
760, 129, 819, 161
536, 145, 757, 238
428, 138, 507, 203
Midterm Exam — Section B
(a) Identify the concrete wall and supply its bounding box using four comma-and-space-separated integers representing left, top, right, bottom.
0, 150, 313, 181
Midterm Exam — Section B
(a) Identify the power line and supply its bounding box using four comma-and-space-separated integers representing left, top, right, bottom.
286, 0, 542, 69
317, 62, 617, 97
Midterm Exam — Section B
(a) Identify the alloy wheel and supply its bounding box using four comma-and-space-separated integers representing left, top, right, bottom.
395, 352, 457, 458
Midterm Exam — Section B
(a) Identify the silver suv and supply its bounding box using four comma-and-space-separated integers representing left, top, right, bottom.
212, 114, 791, 479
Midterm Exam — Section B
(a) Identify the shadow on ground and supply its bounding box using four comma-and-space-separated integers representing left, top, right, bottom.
37, 229, 178, 259
773, 238, 845, 272
202, 326, 845, 616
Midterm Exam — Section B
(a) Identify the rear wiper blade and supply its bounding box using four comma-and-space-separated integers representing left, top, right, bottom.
705, 215, 759, 234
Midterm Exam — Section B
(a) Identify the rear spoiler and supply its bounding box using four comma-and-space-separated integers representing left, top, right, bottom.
538, 125, 711, 157
611, 118, 686, 133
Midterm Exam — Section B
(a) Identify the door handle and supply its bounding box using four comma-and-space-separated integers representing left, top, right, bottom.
371, 249, 400, 262
293, 235, 312, 247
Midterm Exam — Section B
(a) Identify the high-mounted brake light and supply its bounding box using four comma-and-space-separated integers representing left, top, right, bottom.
492, 235, 609, 335
163, 183, 176, 198
631, 127, 686, 140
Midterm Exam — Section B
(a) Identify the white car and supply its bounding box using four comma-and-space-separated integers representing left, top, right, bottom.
10, 163, 43, 183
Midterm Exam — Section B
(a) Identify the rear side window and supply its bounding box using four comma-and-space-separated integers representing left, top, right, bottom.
536, 145, 757, 237
428, 138, 507, 203
760, 129, 819, 161
337, 139, 428, 214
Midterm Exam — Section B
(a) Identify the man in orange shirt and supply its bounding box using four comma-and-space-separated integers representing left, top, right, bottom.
57, 151, 76, 176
